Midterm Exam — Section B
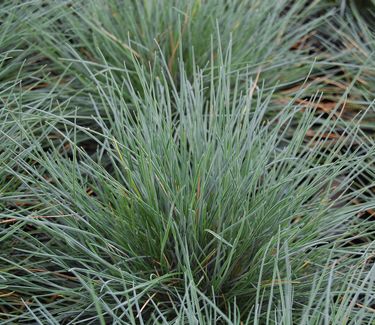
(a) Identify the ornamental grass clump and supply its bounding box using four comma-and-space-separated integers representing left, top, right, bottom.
1, 1, 375, 324
1, 54, 374, 323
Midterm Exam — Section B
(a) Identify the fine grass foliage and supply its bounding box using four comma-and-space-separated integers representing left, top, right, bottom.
1, 55, 375, 323
1, 1, 375, 324
3, 0, 337, 123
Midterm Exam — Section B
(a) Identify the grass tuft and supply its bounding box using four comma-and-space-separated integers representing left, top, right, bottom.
1, 0, 375, 323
